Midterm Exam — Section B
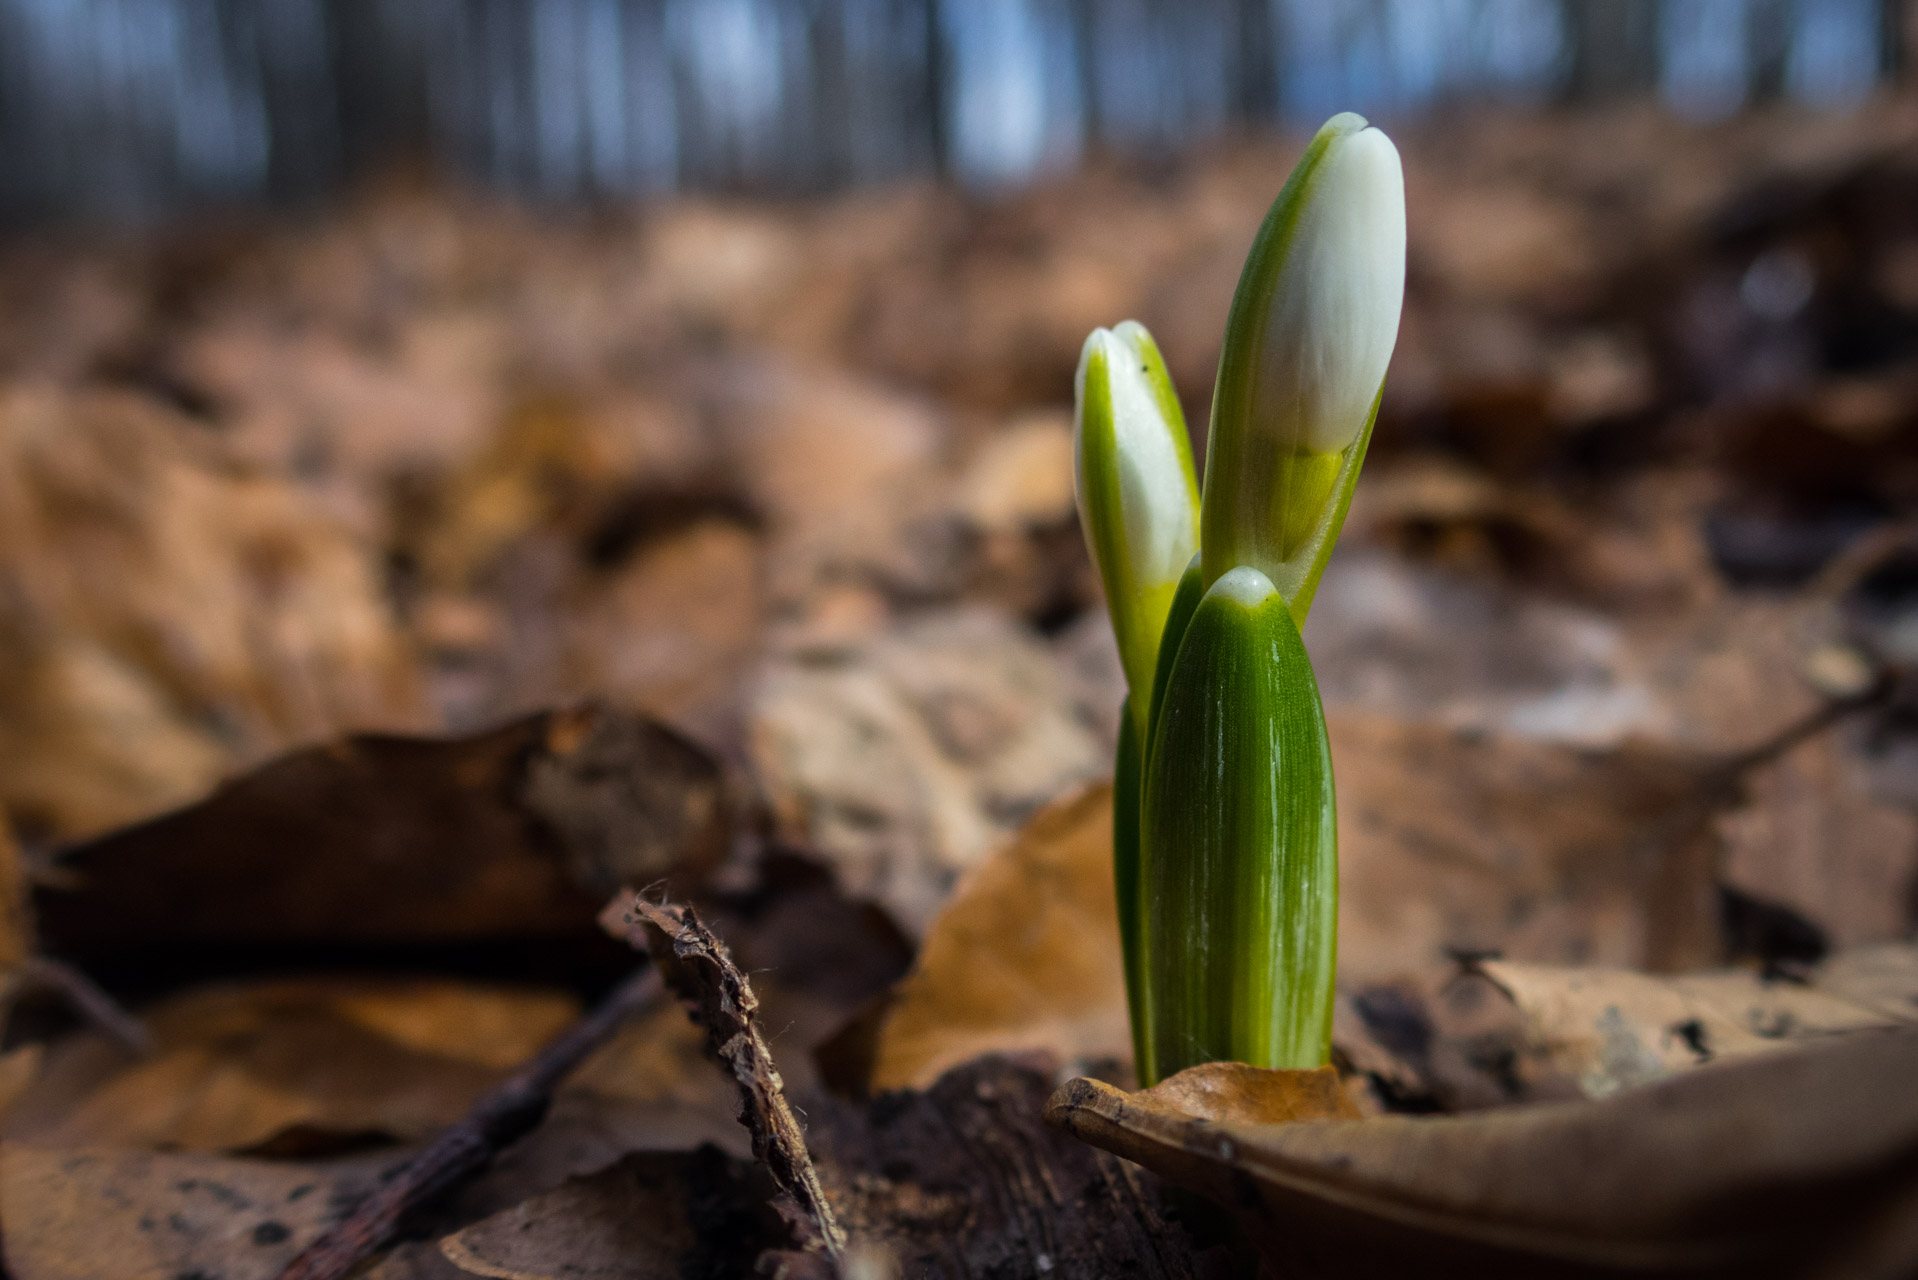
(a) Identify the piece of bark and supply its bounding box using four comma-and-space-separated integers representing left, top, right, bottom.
620, 897, 847, 1260
271, 965, 662, 1280
1048, 1026, 1918, 1278
804, 1053, 1210, 1279
37, 704, 724, 959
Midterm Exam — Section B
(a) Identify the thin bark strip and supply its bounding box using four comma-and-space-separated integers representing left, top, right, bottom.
271, 964, 663, 1280
624, 896, 848, 1260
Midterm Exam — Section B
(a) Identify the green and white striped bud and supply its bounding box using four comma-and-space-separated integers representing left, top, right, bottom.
1200, 112, 1405, 622
1140, 566, 1337, 1082
1074, 321, 1201, 740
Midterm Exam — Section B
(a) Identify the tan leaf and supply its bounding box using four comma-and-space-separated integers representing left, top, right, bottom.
750, 613, 1109, 935
1477, 943, 1918, 1097
438, 1151, 781, 1280
0, 385, 427, 841
3, 979, 578, 1153
835, 783, 1130, 1094
1049, 1026, 1918, 1277
0, 1143, 377, 1280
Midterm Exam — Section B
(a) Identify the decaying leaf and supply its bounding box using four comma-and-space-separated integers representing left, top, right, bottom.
1126, 1061, 1363, 1126
1048, 1026, 1918, 1278
1474, 941, 1918, 1097
437, 1149, 786, 1280
0, 1143, 383, 1280
0, 385, 427, 843
271, 966, 666, 1280
749, 607, 1110, 934
37, 704, 724, 959
1333, 711, 1731, 980
0, 817, 34, 973
821, 782, 1130, 1094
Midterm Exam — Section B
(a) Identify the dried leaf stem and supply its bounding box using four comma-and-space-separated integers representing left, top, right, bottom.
624, 896, 848, 1260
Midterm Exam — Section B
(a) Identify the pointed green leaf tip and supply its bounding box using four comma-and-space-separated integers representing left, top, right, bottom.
1200, 111, 1405, 623
1140, 566, 1337, 1083
1074, 320, 1200, 739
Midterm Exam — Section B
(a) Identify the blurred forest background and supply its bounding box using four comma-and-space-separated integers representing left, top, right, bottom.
0, 0, 1910, 218
2, 3, 1918, 1275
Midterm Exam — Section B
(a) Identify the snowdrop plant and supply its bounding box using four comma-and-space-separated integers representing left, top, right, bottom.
1074, 113, 1405, 1084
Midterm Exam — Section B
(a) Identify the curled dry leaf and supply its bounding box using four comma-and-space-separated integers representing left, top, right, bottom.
1475, 941, 1918, 1098
618, 898, 846, 1259
820, 782, 1130, 1094
1049, 1026, 1918, 1278
1128, 1062, 1362, 1126
37, 704, 724, 959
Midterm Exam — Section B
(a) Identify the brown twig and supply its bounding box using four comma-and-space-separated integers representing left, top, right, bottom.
2, 956, 153, 1056
272, 963, 662, 1280
622, 896, 848, 1261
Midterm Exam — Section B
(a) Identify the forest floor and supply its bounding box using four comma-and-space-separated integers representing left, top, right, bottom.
1, 99, 1918, 1277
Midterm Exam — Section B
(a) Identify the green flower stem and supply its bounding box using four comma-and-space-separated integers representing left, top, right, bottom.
1112, 699, 1149, 1084
1140, 566, 1337, 1082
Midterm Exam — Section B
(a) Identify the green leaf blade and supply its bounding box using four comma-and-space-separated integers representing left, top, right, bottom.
1140, 567, 1337, 1082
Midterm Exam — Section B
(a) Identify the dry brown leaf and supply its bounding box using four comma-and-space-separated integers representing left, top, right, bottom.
1049, 1025, 1918, 1278
0, 385, 426, 841
437, 1150, 785, 1280
1716, 732, 1918, 950
3, 979, 579, 1153
1333, 711, 1730, 981
750, 607, 1109, 934
0, 1143, 383, 1280
829, 782, 1130, 1094
1477, 942, 1918, 1097
417, 396, 648, 594
1128, 1061, 1361, 1126
440, 998, 756, 1221
562, 518, 764, 726
38, 704, 724, 958
0, 818, 33, 972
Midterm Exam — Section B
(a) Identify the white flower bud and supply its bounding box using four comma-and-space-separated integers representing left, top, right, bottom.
1201, 113, 1405, 610
1074, 320, 1200, 731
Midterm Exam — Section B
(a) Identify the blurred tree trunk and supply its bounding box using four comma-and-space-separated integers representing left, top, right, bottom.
1884, 0, 1914, 82
1747, 0, 1793, 103
1069, 0, 1104, 151
1561, 0, 1661, 102
1227, 0, 1280, 123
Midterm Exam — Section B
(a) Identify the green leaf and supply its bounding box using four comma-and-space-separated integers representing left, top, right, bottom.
1112, 698, 1149, 1084
1140, 566, 1337, 1083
